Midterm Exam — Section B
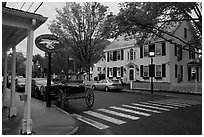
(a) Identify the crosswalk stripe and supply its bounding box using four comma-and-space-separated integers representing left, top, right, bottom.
163, 99, 200, 105
140, 102, 178, 109
84, 111, 126, 125
122, 104, 161, 113
132, 103, 170, 111
158, 101, 191, 107
72, 114, 109, 130
148, 101, 185, 107
110, 106, 151, 117
98, 108, 140, 120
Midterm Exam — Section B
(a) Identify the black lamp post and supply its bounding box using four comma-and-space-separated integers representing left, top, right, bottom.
149, 52, 155, 93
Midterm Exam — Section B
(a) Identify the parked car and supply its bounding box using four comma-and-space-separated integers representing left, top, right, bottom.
32, 78, 55, 100
91, 79, 123, 92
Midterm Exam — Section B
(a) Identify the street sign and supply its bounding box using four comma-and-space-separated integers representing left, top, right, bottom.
35, 34, 64, 53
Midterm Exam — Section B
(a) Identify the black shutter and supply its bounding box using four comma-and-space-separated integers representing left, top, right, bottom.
162, 64, 166, 77
180, 65, 183, 81
113, 51, 117, 61
188, 67, 191, 81
140, 46, 143, 58
113, 67, 117, 77
107, 52, 109, 62
121, 66, 123, 77
121, 49, 124, 60
175, 65, 177, 78
149, 64, 155, 77
162, 42, 166, 56
196, 67, 199, 81
140, 65, 143, 77
107, 67, 109, 78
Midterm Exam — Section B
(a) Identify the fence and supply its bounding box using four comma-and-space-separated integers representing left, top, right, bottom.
132, 81, 202, 94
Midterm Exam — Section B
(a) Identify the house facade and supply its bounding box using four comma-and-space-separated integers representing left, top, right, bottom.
92, 21, 202, 89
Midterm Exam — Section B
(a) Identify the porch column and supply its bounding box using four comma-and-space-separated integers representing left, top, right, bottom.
21, 19, 36, 134
9, 46, 17, 117
3, 51, 8, 108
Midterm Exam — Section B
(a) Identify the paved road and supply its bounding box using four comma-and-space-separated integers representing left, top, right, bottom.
56, 90, 202, 135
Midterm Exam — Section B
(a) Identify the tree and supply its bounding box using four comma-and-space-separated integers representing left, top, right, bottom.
48, 2, 110, 80
103, 2, 202, 55
6, 52, 26, 76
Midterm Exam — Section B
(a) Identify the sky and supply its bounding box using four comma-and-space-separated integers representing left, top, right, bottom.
5, 2, 120, 56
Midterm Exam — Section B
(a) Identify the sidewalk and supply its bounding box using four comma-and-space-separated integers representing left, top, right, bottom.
121, 87, 202, 103
2, 89, 78, 135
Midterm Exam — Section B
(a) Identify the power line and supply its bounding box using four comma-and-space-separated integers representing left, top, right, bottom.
20, 2, 26, 10
27, 2, 34, 12
34, 2, 43, 13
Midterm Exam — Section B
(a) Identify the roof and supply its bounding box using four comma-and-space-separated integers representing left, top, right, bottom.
2, 6, 48, 52
104, 36, 136, 51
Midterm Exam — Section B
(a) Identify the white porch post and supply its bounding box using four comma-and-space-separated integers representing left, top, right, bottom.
3, 51, 8, 108
9, 46, 17, 117
21, 19, 36, 134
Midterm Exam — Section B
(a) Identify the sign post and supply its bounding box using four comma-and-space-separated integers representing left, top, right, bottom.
35, 34, 64, 107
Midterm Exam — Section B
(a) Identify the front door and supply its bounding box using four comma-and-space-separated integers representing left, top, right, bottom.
129, 69, 134, 81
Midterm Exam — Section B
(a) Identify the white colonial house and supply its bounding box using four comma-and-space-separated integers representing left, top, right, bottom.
92, 21, 202, 93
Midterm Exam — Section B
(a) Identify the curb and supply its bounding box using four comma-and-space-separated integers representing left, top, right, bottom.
52, 105, 79, 135
122, 88, 202, 96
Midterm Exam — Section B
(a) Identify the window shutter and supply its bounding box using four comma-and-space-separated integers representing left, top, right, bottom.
107, 67, 109, 78
162, 64, 166, 77
121, 66, 123, 77
140, 65, 143, 77
113, 67, 117, 77
162, 42, 166, 56
188, 67, 191, 81
175, 65, 177, 78
113, 51, 117, 61
196, 67, 199, 81
121, 49, 124, 60
107, 52, 109, 62
140, 46, 143, 58
180, 65, 183, 81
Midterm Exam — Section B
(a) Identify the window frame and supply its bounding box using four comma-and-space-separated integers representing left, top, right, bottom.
143, 66, 149, 77
155, 64, 162, 77
143, 45, 149, 57
155, 43, 162, 56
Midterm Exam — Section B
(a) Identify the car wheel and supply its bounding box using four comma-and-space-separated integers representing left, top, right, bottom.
105, 86, 109, 92
92, 85, 96, 90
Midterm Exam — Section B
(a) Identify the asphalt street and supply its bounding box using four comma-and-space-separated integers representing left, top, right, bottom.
57, 90, 202, 135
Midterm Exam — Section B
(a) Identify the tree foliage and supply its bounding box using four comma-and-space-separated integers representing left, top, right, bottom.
103, 2, 202, 55
48, 2, 111, 79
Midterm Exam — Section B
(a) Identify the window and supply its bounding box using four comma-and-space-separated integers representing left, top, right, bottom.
156, 43, 162, 56
117, 67, 121, 77
128, 49, 136, 60
155, 65, 162, 77
184, 28, 187, 39
143, 66, 149, 77
130, 49, 134, 60
189, 47, 195, 59
97, 67, 101, 72
109, 51, 113, 61
109, 68, 113, 77
117, 50, 121, 60
144, 45, 149, 57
